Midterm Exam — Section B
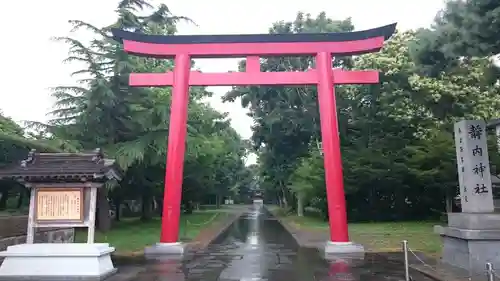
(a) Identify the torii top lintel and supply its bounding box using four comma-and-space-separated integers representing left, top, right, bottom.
111, 23, 396, 58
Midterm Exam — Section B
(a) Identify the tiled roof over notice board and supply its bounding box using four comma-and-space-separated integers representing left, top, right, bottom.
0, 148, 122, 182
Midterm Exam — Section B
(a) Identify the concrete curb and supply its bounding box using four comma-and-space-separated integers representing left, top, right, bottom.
107, 207, 247, 259
266, 207, 313, 248
184, 207, 247, 252
268, 208, 448, 281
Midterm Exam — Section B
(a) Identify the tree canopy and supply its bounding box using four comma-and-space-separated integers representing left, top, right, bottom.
225, 9, 500, 221
0, 0, 254, 229
2, 1, 499, 227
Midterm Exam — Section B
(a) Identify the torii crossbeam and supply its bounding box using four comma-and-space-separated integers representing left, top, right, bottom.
112, 23, 396, 255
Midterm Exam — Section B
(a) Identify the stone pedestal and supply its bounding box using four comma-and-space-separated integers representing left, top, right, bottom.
436, 213, 500, 274
324, 241, 365, 261
144, 242, 184, 259
0, 243, 116, 280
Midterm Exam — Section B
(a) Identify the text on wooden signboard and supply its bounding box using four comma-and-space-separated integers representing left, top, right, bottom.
35, 188, 84, 222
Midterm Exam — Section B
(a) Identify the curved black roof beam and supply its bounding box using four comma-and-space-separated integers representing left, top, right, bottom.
111, 23, 396, 45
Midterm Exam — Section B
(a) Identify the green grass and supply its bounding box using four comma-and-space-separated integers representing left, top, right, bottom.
281, 214, 442, 257
349, 221, 442, 256
75, 210, 228, 254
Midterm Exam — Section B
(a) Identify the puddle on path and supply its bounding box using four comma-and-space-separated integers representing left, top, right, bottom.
110, 204, 436, 281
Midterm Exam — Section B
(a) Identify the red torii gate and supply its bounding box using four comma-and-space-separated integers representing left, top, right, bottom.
112, 23, 396, 253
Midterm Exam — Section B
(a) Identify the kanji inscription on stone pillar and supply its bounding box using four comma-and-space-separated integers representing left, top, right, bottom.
454, 120, 494, 213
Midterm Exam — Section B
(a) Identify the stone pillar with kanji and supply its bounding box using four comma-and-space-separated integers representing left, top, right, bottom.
436, 120, 500, 277
454, 120, 494, 212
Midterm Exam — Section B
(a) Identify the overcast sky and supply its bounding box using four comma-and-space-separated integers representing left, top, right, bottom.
0, 0, 445, 164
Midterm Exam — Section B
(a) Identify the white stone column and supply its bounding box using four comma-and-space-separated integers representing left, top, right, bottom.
454, 120, 494, 213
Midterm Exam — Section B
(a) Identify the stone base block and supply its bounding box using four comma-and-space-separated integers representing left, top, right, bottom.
324, 241, 365, 261
144, 242, 184, 259
0, 243, 116, 281
448, 213, 500, 230
436, 223, 500, 275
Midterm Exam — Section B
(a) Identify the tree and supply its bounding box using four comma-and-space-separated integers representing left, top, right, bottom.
27, 0, 249, 229
0, 111, 62, 211
224, 12, 354, 210
434, 0, 500, 57
0, 112, 23, 136
341, 31, 500, 220
236, 11, 500, 221
411, 0, 500, 75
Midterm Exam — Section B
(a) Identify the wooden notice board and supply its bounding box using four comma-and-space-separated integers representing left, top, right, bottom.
35, 188, 84, 222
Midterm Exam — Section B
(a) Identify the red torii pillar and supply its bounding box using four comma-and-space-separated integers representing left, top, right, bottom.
112, 24, 396, 255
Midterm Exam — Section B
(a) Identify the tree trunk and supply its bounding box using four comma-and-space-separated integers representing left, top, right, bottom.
445, 193, 453, 213
297, 193, 304, 217
0, 191, 10, 211
96, 188, 111, 232
156, 197, 163, 216
112, 196, 122, 222
216, 194, 221, 209
184, 200, 193, 214
141, 193, 153, 221
16, 188, 28, 209
281, 187, 288, 209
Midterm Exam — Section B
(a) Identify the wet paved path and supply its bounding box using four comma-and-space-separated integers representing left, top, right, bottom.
113, 205, 435, 281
